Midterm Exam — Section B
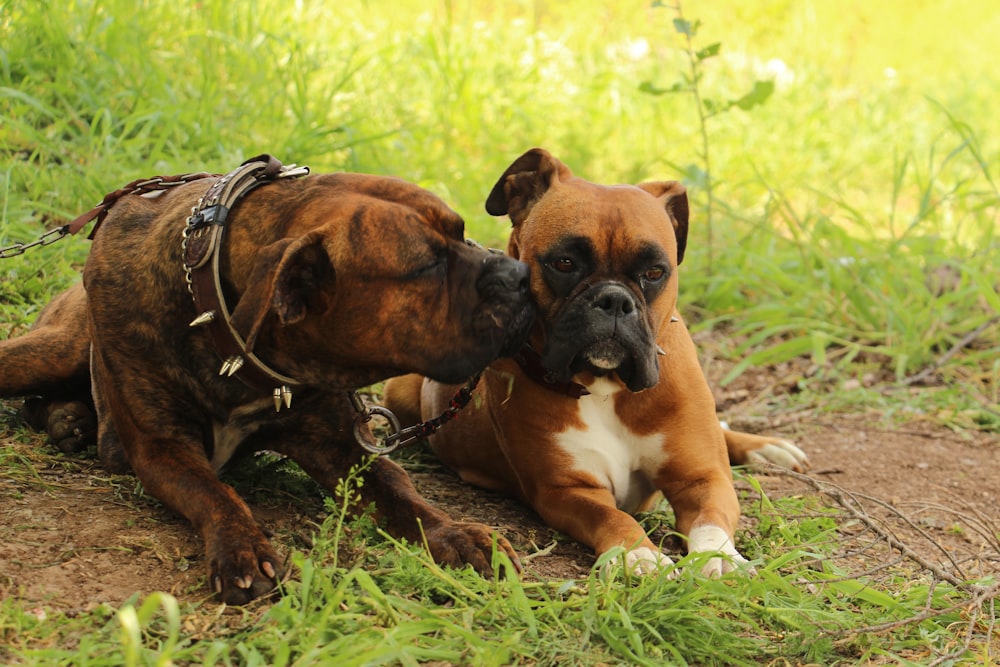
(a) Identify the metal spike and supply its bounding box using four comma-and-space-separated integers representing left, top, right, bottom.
656, 346, 667, 356
220, 355, 244, 376
189, 310, 216, 327
670, 315, 680, 323
273, 387, 283, 412
226, 356, 244, 376
281, 386, 293, 409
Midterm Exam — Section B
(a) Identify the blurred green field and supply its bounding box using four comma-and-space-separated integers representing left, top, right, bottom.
2, 0, 997, 424
1, 1, 998, 664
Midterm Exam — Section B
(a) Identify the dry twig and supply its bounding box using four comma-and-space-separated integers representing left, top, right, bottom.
759, 462, 999, 662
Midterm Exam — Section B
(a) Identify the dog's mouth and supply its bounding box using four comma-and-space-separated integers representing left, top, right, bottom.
496, 301, 536, 357
471, 297, 535, 355
543, 335, 658, 393
535, 281, 661, 392
580, 338, 629, 371
471, 252, 535, 356
425, 253, 535, 384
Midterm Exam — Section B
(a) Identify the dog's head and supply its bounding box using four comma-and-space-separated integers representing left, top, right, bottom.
486, 148, 688, 392
227, 173, 534, 388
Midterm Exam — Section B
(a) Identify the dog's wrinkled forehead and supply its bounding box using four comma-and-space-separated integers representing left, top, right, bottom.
523, 181, 678, 266
333, 188, 466, 276
331, 173, 465, 235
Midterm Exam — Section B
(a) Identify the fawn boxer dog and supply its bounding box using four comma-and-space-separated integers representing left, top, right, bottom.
0, 155, 534, 603
385, 148, 807, 577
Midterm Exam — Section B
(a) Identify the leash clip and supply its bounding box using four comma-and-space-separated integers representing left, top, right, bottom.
347, 372, 482, 456
349, 393, 404, 455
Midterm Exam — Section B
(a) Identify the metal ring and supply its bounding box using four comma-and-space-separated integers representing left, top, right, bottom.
352, 405, 403, 455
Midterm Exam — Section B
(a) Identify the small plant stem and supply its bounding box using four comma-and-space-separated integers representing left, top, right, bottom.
675, 0, 714, 274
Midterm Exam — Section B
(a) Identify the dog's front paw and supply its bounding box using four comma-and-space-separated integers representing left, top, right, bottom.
687, 525, 755, 577
206, 528, 285, 605
423, 521, 521, 577
746, 439, 810, 472
601, 546, 676, 579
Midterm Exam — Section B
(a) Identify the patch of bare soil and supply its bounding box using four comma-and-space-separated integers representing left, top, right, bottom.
1, 378, 998, 613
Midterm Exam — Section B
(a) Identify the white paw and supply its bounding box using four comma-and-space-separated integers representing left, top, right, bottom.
687, 525, 755, 577
719, 421, 810, 472
747, 440, 810, 472
601, 546, 676, 579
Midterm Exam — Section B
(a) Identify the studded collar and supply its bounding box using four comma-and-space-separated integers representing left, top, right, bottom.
182, 154, 310, 411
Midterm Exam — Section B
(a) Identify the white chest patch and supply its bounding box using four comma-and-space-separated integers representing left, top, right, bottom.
554, 389, 665, 513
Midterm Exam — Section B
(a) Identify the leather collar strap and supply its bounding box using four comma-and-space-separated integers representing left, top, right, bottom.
512, 345, 590, 398
182, 154, 310, 410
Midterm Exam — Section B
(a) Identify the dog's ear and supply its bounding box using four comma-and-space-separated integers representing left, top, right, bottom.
486, 148, 574, 225
637, 181, 689, 264
270, 232, 335, 326
230, 232, 334, 351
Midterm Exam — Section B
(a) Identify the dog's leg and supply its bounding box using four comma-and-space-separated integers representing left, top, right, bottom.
533, 485, 675, 576
659, 436, 747, 577
272, 405, 520, 577
0, 284, 96, 451
89, 349, 283, 604
304, 454, 520, 575
0, 284, 90, 396
367, 455, 520, 574
120, 432, 285, 604
136, 449, 284, 603
722, 424, 810, 472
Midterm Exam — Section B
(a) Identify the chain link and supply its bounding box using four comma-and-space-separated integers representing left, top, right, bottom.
2, 160, 305, 261
1, 170, 220, 261
0, 225, 71, 259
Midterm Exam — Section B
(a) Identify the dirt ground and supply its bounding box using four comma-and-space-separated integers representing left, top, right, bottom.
1, 364, 997, 614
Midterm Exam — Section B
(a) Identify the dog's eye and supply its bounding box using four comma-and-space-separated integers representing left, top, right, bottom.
410, 256, 446, 279
638, 266, 667, 289
425, 258, 446, 274
643, 267, 665, 282
549, 257, 576, 273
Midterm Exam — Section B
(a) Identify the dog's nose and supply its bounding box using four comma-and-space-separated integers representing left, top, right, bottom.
481, 255, 530, 295
592, 284, 636, 318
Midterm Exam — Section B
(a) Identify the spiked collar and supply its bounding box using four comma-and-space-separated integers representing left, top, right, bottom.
182, 154, 310, 411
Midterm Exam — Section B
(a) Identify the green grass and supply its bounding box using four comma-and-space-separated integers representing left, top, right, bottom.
1, 0, 998, 664
1, 461, 995, 666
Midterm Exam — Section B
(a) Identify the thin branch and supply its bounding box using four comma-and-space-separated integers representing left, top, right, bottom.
903, 314, 1000, 386
761, 464, 987, 588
